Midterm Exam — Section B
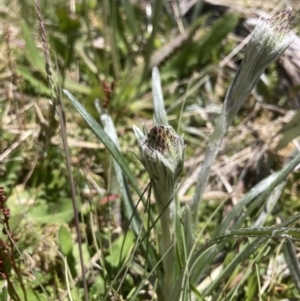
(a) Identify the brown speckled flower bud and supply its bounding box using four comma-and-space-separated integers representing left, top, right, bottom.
134, 124, 184, 211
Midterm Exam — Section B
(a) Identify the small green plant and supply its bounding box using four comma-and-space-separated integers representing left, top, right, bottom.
191, 9, 294, 222
64, 8, 300, 301
134, 123, 184, 299
130, 9, 299, 301
3, 0, 300, 299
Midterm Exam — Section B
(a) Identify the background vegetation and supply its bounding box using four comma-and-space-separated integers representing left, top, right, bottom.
1, 0, 300, 300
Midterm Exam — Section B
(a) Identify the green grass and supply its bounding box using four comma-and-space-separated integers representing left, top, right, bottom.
1, 1, 300, 300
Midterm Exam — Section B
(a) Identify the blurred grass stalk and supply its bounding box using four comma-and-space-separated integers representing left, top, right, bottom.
191, 9, 293, 222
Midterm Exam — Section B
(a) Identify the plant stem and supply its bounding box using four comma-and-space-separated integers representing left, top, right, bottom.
191, 106, 226, 222
160, 198, 176, 301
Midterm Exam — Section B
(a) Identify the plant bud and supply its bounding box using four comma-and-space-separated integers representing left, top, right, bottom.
134, 125, 184, 211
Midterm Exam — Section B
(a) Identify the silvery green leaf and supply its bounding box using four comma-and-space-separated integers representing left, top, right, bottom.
152, 67, 168, 125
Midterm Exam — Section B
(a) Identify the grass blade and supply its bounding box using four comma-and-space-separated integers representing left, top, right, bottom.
63, 90, 142, 199
152, 67, 168, 125
214, 151, 300, 237
282, 239, 300, 290
21, 20, 46, 74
